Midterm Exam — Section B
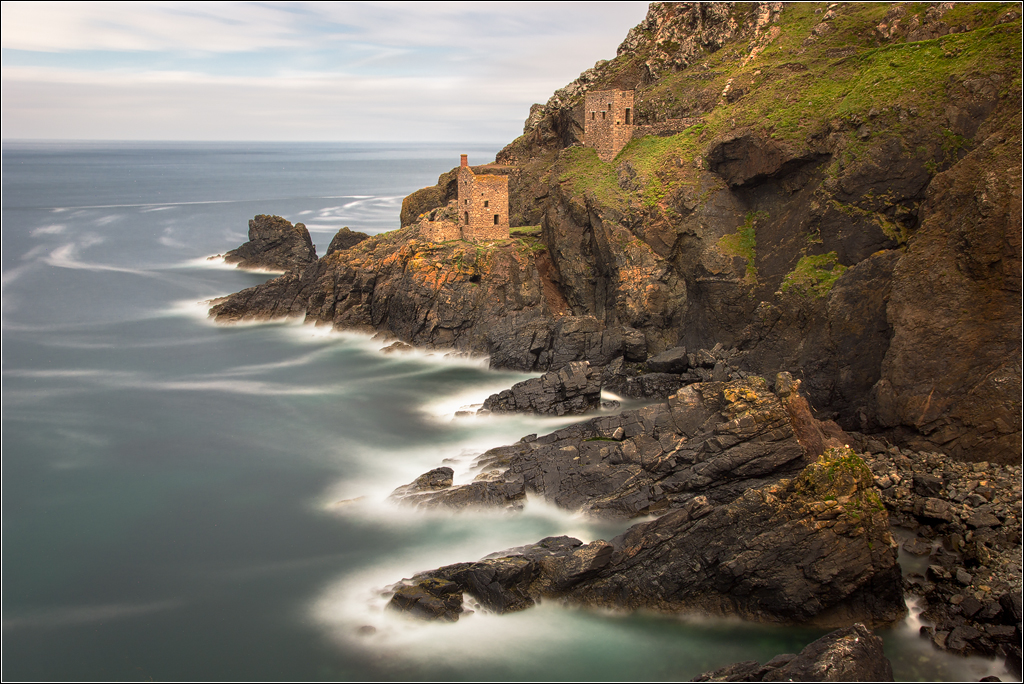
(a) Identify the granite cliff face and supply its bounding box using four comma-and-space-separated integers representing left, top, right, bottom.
210, 2, 1021, 465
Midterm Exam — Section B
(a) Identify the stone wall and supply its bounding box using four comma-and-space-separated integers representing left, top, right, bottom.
420, 220, 460, 242
584, 89, 634, 162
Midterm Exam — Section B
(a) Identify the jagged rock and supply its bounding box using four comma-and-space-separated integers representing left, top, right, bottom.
561, 446, 904, 626
389, 466, 525, 512
388, 577, 464, 622
325, 227, 370, 256
467, 376, 810, 518
390, 446, 904, 628
223, 214, 317, 272
691, 623, 894, 682
388, 536, 599, 619
481, 361, 602, 415
605, 371, 697, 399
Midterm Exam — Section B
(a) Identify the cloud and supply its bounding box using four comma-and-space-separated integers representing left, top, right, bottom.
1, 2, 305, 53
1, 2, 650, 141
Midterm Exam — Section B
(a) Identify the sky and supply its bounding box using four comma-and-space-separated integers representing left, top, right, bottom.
1, 1, 650, 142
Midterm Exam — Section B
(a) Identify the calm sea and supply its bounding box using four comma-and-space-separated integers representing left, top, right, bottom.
1, 141, 1009, 681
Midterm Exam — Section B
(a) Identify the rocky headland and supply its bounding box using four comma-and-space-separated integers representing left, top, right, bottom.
209, 2, 1022, 677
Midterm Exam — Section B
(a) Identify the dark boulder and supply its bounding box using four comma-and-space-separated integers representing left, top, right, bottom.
388, 577, 464, 622
691, 623, 894, 681
223, 214, 317, 272
645, 346, 689, 373
325, 227, 370, 256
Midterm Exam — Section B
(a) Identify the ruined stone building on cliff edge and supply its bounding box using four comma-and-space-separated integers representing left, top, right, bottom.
585, 89, 634, 162
420, 155, 510, 242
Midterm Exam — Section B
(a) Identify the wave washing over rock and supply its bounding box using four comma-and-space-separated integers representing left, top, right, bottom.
208, 2, 1022, 678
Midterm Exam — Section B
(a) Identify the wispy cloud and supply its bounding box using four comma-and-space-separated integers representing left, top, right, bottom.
1, 1, 649, 141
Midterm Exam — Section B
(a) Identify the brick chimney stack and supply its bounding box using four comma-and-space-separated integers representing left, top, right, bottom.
460, 154, 468, 167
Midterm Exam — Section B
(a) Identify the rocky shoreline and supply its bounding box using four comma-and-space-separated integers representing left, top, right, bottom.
205, 2, 1021, 680
381, 370, 1020, 676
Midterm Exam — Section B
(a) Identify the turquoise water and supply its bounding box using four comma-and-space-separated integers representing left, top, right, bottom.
1, 141, 1011, 681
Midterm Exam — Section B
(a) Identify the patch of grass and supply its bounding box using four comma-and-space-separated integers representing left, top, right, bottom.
555, 147, 626, 211
510, 225, 542, 237
677, 4, 1021, 146
718, 211, 767, 285
781, 252, 848, 298
940, 128, 971, 165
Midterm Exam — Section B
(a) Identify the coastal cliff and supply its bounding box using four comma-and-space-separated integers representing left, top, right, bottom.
207, 2, 1023, 668
210, 1, 1021, 466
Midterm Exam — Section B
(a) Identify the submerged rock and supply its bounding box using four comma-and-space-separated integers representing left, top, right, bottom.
223, 214, 317, 272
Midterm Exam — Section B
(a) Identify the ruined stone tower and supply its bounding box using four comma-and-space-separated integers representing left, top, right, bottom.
584, 90, 634, 162
456, 154, 510, 241
418, 156, 510, 242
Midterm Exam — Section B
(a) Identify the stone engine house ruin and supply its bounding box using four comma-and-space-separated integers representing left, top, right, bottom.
584, 89, 634, 162
420, 155, 510, 242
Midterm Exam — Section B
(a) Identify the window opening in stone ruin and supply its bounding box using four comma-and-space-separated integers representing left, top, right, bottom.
602, 111, 606, 120
608, 103, 612, 110
591, 112, 595, 120
493, 215, 499, 225
464, 212, 469, 224
625, 108, 631, 125
484, 200, 489, 208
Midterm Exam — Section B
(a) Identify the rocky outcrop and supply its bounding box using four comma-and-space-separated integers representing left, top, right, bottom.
387, 444, 904, 627
562, 445, 904, 627
223, 214, 317, 272
473, 376, 811, 517
481, 361, 602, 416
691, 623, 894, 682
210, 228, 554, 354
392, 375, 818, 516
388, 536, 610, 621
324, 227, 369, 256
389, 465, 526, 512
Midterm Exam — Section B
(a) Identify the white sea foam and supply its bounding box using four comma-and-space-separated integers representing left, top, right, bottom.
44, 243, 153, 276
158, 235, 189, 249
30, 223, 66, 236
3, 366, 341, 397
